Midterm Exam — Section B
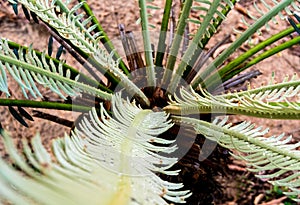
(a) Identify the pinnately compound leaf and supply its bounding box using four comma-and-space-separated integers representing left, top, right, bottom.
173, 115, 300, 202
0, 39, 112, 100
164, 81, 300, 119
0, 93, 191, 205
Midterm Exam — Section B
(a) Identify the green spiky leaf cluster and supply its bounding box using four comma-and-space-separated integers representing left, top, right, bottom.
0, 0, 300, 204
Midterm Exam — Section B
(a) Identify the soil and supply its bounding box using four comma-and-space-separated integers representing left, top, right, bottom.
0, 0, 300, 204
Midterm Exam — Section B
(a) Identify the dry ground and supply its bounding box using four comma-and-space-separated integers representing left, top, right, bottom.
0, 0, 300, 204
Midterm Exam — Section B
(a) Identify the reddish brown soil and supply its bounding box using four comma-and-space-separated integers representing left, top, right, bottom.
0, 0, 299, 204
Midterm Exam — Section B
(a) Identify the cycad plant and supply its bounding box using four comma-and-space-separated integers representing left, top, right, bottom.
0, 0, 300, 204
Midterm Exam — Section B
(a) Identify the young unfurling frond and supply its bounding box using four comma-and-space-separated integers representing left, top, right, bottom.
0, 93, 191, 204
173, 115, 300, 201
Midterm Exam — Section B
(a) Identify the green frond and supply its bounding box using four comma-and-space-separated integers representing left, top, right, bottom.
23, 0, 100, 54
222, 73, 300, 98
239, 0, 300, 36
78, 0, 130, 75
203, 23, 300, 90
168, 0, 231, 93
189, 0, 235, 43
0, 93, 191, 204
92, 51, 150, 105
162, 0, 193, 86
155, 0, 172, 68
138, 0, 156, 87
136, 0, 160, 28
180, 0, 237, 82
6, 39, 109, 91
172, 115, 300, 201
164, 79, 300, 119
15, 0, 150, 105
0, 98, 92, 113
0, 39, 111, 100
192, 0, 297, 89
